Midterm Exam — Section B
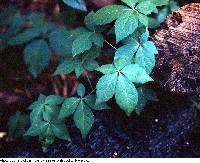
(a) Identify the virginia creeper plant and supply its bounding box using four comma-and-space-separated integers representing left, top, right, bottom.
0, 0, 179, 149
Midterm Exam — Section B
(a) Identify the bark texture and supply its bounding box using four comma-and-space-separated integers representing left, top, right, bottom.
153, 3, 200, 95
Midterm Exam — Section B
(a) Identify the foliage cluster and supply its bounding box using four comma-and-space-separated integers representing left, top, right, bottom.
0, 0, 179, 149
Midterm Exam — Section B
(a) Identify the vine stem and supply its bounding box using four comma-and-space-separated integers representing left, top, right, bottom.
104, 40, 117, 50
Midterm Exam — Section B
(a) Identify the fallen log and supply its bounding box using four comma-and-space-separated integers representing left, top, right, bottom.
153, 3, 200, 95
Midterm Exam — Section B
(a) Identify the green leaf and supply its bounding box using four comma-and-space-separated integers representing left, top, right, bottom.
8, 111, 28, 138
115, 10, 138, 42
25, 120, 47, 136
45, 95, 64, 106
121, 64, 153, 84
121, 0, 139, 9
94, 5, 127, 25
115, 74, 138, 116
138, 13, 148, 26
84, 11, 97, 31
114, 58, 128, 70
169, 0, 179, 12
77, 83, 85, 97
96, 64, 116, 75
75, 64, 85, 77
59, 97, 80, 119
141, 86, 158, 101
89, 33, 104, 47
96, 73, 118, 103
135, 46, 155, 74
8, 28, 43, 45
73, 101, 94, 138
43, 105, 55, 122
134, 86, 158, 115
83, 59, 99, 71
51, 123, 71, 141
30, 104, 44, 123
151, 0, 169, 6
114, 41, 139, 65
72, 32, 93, 56
134, 89, 147, 115
54, 59, 74, 74
24, 40, 51, 78
140, 30, 149, 43
84, 95, 111, 110
48, 28, 72, 56
53, 58, 75, 76
157, 7, 169, 23
26, 12, 45, 26
136, 1, 156, 15
63, 0, 87, 11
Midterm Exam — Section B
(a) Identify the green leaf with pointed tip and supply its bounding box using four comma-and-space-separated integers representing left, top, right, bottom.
75, 64, 85, 78
72, 32, 93, 56
115, 74, 138, 116
77, 84, 85, 97
115, 10, 138, 42
96, 64, 116, 75
24, 40, 51, 78
136, 1, 156, 15
96, 73, 118, 104
53, 58, 75, 76
73, 101, 94, 138
59, 97, 80, 119
121, 64, 153, 84
94, 5, 128, 25
63, 0, 87, 11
